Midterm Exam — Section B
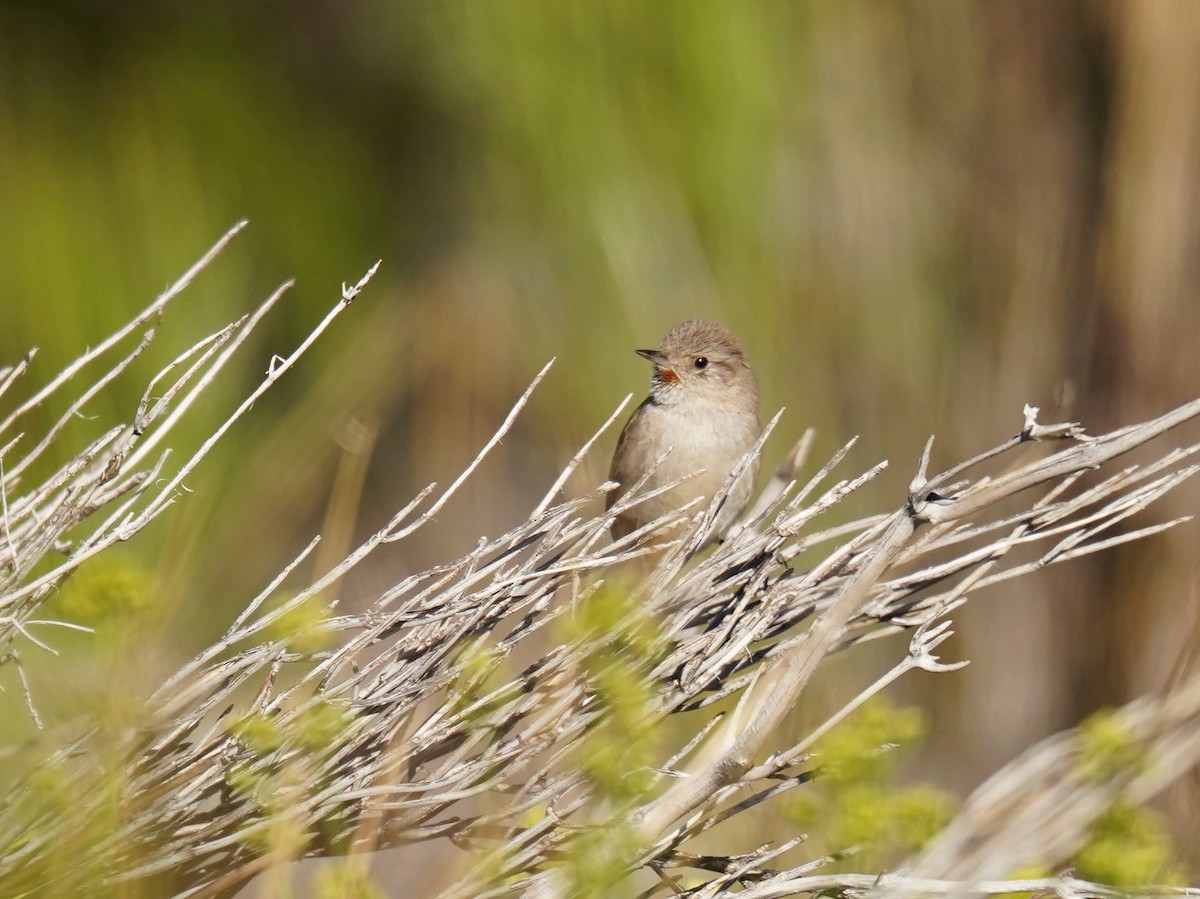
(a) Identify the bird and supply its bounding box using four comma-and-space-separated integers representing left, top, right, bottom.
607, 319, 761, 546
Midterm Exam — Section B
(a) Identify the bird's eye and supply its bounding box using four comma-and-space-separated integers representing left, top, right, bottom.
693, 357, 709, 370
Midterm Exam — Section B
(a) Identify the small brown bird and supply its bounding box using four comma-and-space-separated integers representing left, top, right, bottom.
607, 319, 761, 545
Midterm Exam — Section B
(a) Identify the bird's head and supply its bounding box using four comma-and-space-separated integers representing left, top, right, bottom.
637, 319, 758, 412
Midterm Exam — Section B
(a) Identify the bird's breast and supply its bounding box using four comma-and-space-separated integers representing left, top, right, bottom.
637, 401, 759, 486
609, 395, 761, 541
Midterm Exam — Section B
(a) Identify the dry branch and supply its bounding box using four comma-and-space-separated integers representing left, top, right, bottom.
1, 234, 1199, 897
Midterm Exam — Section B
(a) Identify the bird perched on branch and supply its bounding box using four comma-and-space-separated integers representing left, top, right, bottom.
607, 319, 761, 546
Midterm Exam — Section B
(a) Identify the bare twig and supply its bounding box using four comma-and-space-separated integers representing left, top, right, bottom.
3, 237, 1200, 898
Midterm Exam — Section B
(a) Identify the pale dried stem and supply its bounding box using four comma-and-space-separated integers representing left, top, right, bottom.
0, 220, 247, 440
4, 236, 1200, 898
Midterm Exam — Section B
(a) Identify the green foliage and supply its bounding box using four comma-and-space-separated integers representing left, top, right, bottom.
24, 756, 73, 817
314, 860, 385, 899
56, 556, 152, 629
446, 635, 521, 721
226, 760, 264, 804
233, 711, 286, 758
236, 809, 309, 861
1075, 803, 1187, 887
563, 583, 665, 805
561, 581, 667, 667
817, 700, 925, 788
787, 697, 956, 865
226, 698, 354, 865
1067, 710, 1189, 887
789, 700, 1191, 888
564, 819, 645, 899
1077, 708, 1147, 782
1001, 803, 1191, 894
266, 594, 334, 655
2, 752, 145, 897
295, 699, 353, 755
554, 583, 666, 896
889, 783, 957, 848
229, 699, 352, 766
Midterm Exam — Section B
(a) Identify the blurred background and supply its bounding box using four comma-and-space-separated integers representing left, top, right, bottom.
2, 0, 1199, 889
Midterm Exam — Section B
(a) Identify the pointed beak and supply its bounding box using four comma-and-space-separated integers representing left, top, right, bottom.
636, 348, 679, 384
636, 348, 672, 370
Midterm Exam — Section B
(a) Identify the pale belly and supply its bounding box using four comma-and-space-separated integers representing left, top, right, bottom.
612, 401, 760, 540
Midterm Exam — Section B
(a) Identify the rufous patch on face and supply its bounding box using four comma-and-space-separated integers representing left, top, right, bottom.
655, 367, 680, 385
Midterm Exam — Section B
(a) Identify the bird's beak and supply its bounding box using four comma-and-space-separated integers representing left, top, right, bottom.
636, 348, 671, 369
636, 348, 679, 383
